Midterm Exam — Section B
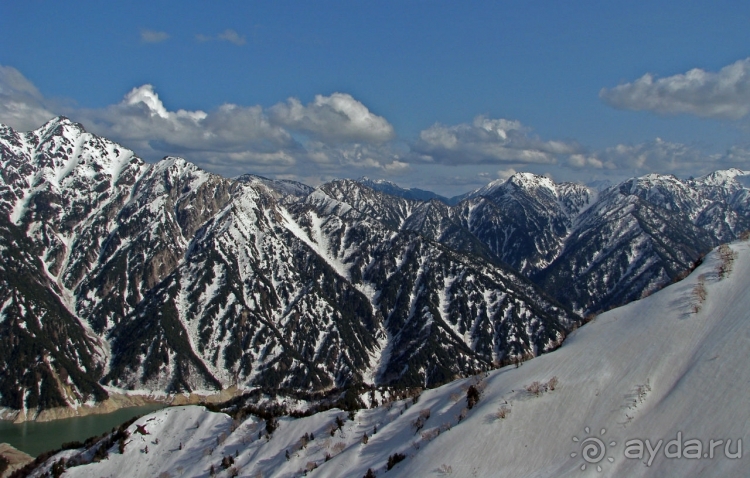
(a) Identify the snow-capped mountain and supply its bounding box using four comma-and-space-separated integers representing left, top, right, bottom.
0, 119, 578, 417
23, 240, 750, 477
389, 170, 749, 313
537, 171, 750, 312
1, 117, 749, 419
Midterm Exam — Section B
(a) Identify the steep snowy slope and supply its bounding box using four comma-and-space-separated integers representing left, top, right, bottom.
0, 119, 581, 414
396, 170, 750, 314
287, 187, 578, 386
537, 172, 750, 313
0, 215, 108, 418
537, 185, 714, 313
31, 240, 750, 477
110, 180, 578, 393
447, 173, 597, 275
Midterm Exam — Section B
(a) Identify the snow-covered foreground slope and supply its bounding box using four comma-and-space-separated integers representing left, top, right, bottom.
30, 241, 750, 477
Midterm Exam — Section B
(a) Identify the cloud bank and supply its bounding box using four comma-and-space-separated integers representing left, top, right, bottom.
2, 63, 749, 194
412, 116, 580, 165
567, 138, 708, 173
600, 57, 750, 120
0, 66, 55, 131
70, 85, 404, 178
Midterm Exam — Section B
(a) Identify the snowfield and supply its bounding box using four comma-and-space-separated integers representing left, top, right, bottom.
30, 241, 750, 477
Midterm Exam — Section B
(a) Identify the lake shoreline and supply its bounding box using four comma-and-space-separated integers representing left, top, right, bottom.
0, 385, 243, 424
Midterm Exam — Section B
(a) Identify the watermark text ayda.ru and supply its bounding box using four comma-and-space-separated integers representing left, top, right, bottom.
572, 427, 742, 471
624, 432, 741, 467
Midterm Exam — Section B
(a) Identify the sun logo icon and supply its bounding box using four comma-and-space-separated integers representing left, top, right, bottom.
571, 427, 616, 472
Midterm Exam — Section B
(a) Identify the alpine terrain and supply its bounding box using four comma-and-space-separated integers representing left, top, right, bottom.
19, 236, 750, 477
0, 118, 577, 419
0, 117, 748, 425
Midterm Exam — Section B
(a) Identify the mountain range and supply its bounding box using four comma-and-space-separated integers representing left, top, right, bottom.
1, 117, 748, 418
20, 240, 750, 477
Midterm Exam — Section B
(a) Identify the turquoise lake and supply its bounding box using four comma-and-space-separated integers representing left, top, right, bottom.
0, 404, 166, 457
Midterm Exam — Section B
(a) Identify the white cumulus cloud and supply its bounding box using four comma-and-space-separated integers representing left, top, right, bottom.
269, 93, 395, 144
1, 70, 407, 181
600, 57, 750, 120
78, 85, 296, 168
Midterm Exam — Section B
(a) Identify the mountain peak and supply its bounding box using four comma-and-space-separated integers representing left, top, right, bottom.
696, 168, 749, 187
470, 172, 557, 199
507, 172, 556, 190
33, 116, 87, 144
38, 115, 80, 130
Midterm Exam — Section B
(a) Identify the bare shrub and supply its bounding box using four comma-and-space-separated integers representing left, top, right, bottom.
331, 442, 346, 455
457, 408, 468, 423
437, 463, 453, 474
525, 381, 545, 396
306, 462, 318, 472
495, 406, 511, 419
547, 376, 559, 391
740, 230, 750, 241
717, 244, 738, 279
421, 428, 440, 441
449, 392, 462, 403
413, 417, 425, 432
636, 379, 651, 403
692, 274, 708, 313
413, 408, 431, 433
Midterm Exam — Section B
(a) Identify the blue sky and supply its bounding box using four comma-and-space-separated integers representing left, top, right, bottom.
2, 1, 750, 195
